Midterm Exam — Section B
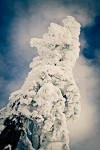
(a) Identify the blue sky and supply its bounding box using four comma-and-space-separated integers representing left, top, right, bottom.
0, 0, 100, 150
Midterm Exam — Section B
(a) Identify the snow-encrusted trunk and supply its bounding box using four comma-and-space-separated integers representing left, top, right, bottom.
0, 16, 81, 150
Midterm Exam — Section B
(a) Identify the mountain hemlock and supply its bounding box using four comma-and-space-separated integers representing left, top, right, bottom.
0, 16, 81, 150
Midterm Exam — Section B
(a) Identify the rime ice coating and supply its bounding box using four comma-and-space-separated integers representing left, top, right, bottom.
0, 16, 81, 150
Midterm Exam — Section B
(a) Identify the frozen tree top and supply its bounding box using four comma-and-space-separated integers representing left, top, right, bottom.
30, 16, 81, 68
0, 16, 81, 150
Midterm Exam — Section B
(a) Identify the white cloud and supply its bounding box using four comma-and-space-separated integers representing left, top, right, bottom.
68, 56, 99, 142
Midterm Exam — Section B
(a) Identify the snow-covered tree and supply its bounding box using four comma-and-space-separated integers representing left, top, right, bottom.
0, 16, 81, 150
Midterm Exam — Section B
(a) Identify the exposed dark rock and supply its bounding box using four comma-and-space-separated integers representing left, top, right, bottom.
0, 115, 23, 150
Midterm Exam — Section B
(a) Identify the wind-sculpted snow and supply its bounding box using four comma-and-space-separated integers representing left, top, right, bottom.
0, 16, 81, 150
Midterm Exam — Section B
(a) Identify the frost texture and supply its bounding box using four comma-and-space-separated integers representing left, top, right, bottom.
0, 16, 81, 150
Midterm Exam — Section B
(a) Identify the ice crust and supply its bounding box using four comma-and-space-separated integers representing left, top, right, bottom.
0, 16, 81, 150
